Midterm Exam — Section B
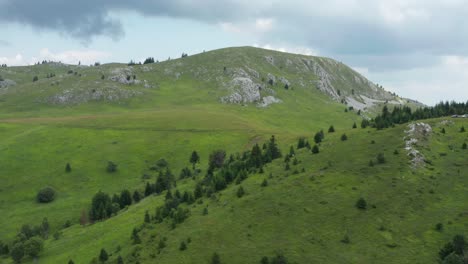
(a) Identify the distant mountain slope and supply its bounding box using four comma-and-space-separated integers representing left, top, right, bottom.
0, 47, 421, 117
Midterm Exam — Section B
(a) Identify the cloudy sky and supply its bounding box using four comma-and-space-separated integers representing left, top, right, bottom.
1, 0, 467, 105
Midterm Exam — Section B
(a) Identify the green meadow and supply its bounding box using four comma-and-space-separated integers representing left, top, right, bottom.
0, 47, 466, 263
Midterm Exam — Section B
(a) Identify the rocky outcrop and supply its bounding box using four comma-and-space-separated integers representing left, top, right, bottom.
0, 79, 16, 89
404, 123, 432, 168
257, 96, 282, 107
45, 86, 142, 105
221, 77, 261, 104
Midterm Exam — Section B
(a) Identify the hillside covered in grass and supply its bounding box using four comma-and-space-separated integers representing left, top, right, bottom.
0, 47, 466, 264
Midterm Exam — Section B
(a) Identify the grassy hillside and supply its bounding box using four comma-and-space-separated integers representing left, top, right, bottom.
0, 47, 464, 264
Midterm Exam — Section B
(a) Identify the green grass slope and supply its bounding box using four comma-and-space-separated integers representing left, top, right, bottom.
0, 47, 462, 264
8, 117, 465, 264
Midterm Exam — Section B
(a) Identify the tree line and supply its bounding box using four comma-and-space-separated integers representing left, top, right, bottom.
370, 101, 468, 130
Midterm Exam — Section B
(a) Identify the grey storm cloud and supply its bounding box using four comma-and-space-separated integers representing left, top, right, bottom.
0, 0, 247, 40
1, 0, 468, 70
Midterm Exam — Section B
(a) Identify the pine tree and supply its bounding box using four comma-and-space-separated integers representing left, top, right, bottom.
261, 179, 268, 187
131, 228, 141, 244
144, 210, 150, 223
356, 198, 367, 210
328, 125, 335, 133
341, 134, 348, 141
352, 122, 357, 129
132, 190, 141, 203
312, 145, 319, 154
106, 161, 117, 172
65, 163, 71, 172
377, 153, 385, 164
441, 128, 446, 134
289, 146, 295, 157
119, 189, 132, 208
462, 142, 467, 149
211, 252, 221, 264
190, 151, 200, 169
179, 241, 187, 251
250, 144, 264, 168
68, 260, 75, 264
237, 186, 245, 198
99, 248, 108, 262
144, 182, 153, 197
117, 256, 124, 264
297, 138, 306, 149
461, 126, 466, 133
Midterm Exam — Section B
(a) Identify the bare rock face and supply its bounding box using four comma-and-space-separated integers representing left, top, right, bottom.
404, 123, 432, 168
220, 67, 281, 107
0, 79, 16, 89
221, 77, 261, 104
45, 86, 142, 105
265, 56, 275, 65
267, 73, 276, 85
257, 96, 282, 107
109, 67, 136, 85
278, 76, 290, 87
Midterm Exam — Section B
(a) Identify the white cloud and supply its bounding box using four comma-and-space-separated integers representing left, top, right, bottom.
253, 43, 317, 56
366, 56, 468, 105
0, 53, 25, 66
37, 48, 111, 65
220, 22, 242, 34
254, 18, 274, 32
0, 49, 111, 66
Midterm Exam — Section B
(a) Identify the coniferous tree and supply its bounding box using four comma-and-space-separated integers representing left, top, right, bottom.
261, 179, 268, 187
376, 153, 386, 164
209, 150, 226, 171
107, 161, 117, 172
361, 119, 370, 129
117, 256, 124, 264
68, 259, 75, 264
190, 151, 200, 169
312, 145, 319, 154
289, 146, 295, 157
90, 191, 113, 221
462, 142, 467, 149
328, 125, 335, 133
452, 235, 465, 255
194, 183, 203, 199
145, 182, 153, 197
131, 228, 141, 244
179, 241, 187, 251
461, 126, 466, 133
356, 198, 367, 210
237, 186, 245, 198
211, 252, 221, 264
297, 138, 306, 149
352, 122, 357, 129
144, 210, 150, 223
10, 242, 24, 263
99, 248, 108, 263
132, 190, 141, 203
119, 189, 132, 208
250, 144, 264, 168
441, 128, 446, 134
341, 134, 348, 141
65, 163, 71, 172
264, 135, 282, 161
314, 131, 323, 144
24, 237, 43, 259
